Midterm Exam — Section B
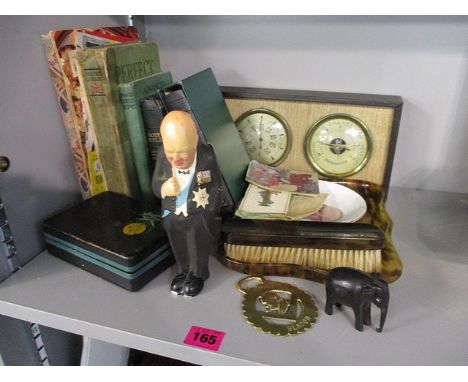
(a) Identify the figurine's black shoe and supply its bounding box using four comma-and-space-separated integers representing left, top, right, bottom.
171, 271, 188, 295
183, 273, 204, 297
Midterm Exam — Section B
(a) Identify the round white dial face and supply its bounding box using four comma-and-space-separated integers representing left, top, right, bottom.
236, 109, 291, 166
305, 114, 372, 177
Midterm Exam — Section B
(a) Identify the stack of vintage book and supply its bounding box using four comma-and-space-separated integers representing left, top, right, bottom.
42, 28, 248, 205
41, 27, 173, 202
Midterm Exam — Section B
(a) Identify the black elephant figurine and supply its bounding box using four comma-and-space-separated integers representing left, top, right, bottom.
325, 267, 389, 332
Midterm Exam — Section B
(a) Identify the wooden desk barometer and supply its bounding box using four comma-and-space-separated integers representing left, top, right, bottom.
219, 86, 404, 284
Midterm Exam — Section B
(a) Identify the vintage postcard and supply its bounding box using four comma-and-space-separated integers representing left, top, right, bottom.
236, 184, 329, 221
245, 160, 319, 195
237, 184, 291, 215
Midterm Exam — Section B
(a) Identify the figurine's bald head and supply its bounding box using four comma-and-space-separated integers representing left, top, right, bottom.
160, 111, 199, 169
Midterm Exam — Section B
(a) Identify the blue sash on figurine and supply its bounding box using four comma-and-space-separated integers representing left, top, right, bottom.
162, 172, 194, 218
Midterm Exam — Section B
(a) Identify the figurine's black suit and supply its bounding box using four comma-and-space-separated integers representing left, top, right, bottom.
152, 142, 232, 285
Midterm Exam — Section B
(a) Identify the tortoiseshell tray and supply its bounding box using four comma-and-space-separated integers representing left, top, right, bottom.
217, 180, 402, 284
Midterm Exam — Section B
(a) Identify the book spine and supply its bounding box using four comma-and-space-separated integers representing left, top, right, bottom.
47, 29, 139, 199
119, 72, 173, 201
67, 28, 141, 197
105, 43, 163, 200
162, 86, 206, 144
78, 83, 108, 195
140, 97, 166, 171
76, 50, 133, 197
41, 34, 92, 199
119, 86, 154, 201
66, 50, 109, 197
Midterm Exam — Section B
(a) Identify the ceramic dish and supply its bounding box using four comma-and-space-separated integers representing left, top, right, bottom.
318, 180, 367, 223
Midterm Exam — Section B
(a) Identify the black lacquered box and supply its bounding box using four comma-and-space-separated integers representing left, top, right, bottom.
42, 191, 174, 291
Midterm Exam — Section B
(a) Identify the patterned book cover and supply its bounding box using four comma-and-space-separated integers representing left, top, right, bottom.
41, 33, 91, 198
41, 27, 140, 198
76, 42, 161, 199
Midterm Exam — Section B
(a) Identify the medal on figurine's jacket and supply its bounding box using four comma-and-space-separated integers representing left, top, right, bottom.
197, 170, 212, 185
237, 276, 318, 336
192, 187, 210, 209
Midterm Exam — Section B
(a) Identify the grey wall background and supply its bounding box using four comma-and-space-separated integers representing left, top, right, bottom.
0, 15, 127, 266
146, 15, 468, 194
0, 14, 128, 365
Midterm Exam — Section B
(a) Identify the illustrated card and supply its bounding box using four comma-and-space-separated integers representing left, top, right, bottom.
238, 184, 291, 214
246, 160, 319, 195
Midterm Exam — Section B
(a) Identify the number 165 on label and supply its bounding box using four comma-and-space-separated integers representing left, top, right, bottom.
184, 326, 225, 351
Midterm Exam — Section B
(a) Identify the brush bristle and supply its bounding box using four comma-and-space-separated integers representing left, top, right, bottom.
225, 244, 382, 273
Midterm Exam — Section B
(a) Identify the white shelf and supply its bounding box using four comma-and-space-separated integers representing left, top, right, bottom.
1, 187, 467, 365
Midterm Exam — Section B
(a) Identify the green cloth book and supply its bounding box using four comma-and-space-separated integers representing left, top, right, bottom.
76, 42, 161, 199
161, 68, 250, 203
140, 96, 167, 169
119, 71, 173, 201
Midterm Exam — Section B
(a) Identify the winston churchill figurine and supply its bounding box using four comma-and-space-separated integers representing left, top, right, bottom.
152, 110, 231, 297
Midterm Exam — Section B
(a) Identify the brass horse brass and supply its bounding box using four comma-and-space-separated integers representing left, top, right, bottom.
237, 276, 318, 336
